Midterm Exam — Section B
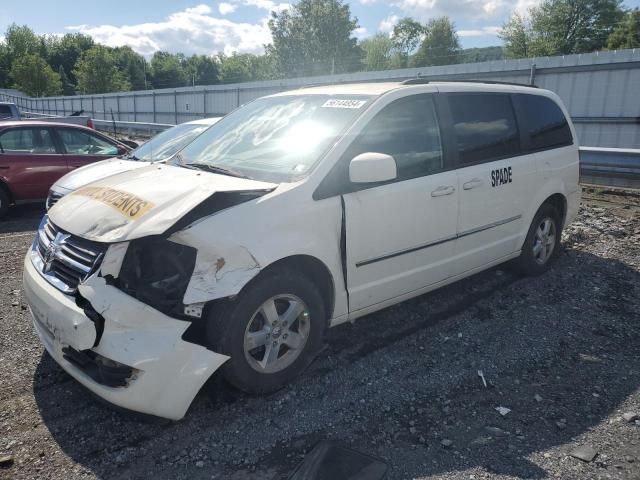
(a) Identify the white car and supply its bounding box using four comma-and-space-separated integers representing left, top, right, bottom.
23, 81, 580, 419
46, 117, 221, 209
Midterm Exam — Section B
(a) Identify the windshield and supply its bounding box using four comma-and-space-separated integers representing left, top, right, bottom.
175, 94, 374, 183
127, 122, 212, 162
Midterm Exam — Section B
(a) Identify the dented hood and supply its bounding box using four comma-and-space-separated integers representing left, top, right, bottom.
48, 164, 276, 243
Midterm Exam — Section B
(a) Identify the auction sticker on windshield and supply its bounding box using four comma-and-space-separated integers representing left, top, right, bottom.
72, 186, 155, 219
322, 99, 367, 109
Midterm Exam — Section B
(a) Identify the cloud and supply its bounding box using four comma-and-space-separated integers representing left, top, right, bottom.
184, 4, 214, 15
218, 2, 237, 15
379, 15, 400, 34
64, 4, 274, 57
458, 26, 502, 37
237, 0, 291, 12
366, 0, 541, 23
353, 27, 369, 40
391, 0, 500, 20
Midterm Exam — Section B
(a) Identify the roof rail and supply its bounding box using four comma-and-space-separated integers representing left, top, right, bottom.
401, 78, 538, 88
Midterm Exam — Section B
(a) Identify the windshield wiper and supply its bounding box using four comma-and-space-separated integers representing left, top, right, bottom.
186, 163, 251, 179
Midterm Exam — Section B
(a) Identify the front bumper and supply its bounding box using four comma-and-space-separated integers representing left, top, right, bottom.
23, 254, 228, 420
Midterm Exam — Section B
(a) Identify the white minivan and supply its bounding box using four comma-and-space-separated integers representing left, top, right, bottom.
23, 81, 580, 419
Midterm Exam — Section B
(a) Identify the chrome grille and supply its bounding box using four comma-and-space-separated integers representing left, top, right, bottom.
46, 190, 64, 210
31, 216, 106, 294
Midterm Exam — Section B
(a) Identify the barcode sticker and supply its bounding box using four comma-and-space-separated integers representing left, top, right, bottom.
322, 99, 367, 109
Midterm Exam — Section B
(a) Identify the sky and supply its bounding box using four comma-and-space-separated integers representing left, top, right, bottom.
0, 0, 639, 58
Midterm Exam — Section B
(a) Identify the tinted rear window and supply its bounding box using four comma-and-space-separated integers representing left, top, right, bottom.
448, 93, 520, 165
517, 94, 572, 150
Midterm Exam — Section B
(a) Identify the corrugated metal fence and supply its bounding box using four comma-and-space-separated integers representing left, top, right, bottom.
1, 48, 639, 149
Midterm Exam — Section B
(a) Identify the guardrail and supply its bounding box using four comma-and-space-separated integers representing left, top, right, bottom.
21, 110, 175, 137
579, 147, 640, 189
92, 119, 174, 138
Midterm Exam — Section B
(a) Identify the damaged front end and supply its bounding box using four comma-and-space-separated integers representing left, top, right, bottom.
115, 237, 197, 317
25, 182, 274, 419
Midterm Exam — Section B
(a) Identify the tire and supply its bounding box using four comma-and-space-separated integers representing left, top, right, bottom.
205, 268, 326, 394
514, 203, 562, 276
0, 187, 9, 219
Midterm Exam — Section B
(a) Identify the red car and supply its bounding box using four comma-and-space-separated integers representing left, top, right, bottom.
0, 121, 130, 218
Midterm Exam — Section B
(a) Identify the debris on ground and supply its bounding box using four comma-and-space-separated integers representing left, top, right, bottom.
569, 446, 598, 463
477, 370, 487, 388
495, 406, 511, 416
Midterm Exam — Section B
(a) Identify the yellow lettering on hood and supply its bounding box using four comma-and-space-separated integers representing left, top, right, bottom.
73, 186, 155, 220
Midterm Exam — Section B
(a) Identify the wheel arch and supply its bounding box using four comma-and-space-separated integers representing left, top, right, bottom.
0, 179, 14, 204
519, 190, 568, 253
542, 193, 567, 228
256, 254, 336, 322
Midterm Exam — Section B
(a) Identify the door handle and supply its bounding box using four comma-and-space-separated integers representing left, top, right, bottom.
463, 178, 483, 190
0, 165, 9, 170
431, 185, 456, 197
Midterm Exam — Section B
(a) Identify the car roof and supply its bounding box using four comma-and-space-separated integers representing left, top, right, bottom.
272, 80, 543, 98
0, 120, 94, 129
184, 117, 222, 126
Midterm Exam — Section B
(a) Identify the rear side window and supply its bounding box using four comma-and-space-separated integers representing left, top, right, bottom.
0, 128, 56, 154
58, 128, 118, 156
517, 94, 572, 150
448, 93, 520, 165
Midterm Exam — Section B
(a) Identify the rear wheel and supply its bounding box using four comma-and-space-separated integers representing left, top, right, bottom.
515, 203, 561, 276
205, 269, 326, 394
0, 188, 10, 219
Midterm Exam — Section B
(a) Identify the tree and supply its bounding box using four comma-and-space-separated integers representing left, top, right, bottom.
413, 17, 460, 67
48, 33, 95, 86
500, 14, 532, 58
74, 46, 131, 94
10, 53, 62, 96
501, 0, 625, 58
58, 65, 75, 95
268, 0, 362, 77
3, 24, 42, 61
391, 17, 425, 67
459, 46, 504, 63
112, 46, 148, 90
607, 8, 640, 49
184, 55, 219, 86
150, 51, 187, 89
360, 34, 401, 71
0, 45, 10, 89
218, 53, 275, 83
532, 0, 624, 54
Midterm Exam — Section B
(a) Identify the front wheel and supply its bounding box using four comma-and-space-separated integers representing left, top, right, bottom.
205, 269, 326, 394
515, 203, 561, 276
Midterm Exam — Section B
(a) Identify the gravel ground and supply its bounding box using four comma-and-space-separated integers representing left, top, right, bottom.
1, 186, 639, 480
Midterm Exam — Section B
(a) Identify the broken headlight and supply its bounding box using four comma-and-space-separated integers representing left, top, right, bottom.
117, 237, 197, 316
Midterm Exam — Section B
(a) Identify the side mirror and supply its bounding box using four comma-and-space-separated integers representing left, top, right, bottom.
349, 152, 397, 184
